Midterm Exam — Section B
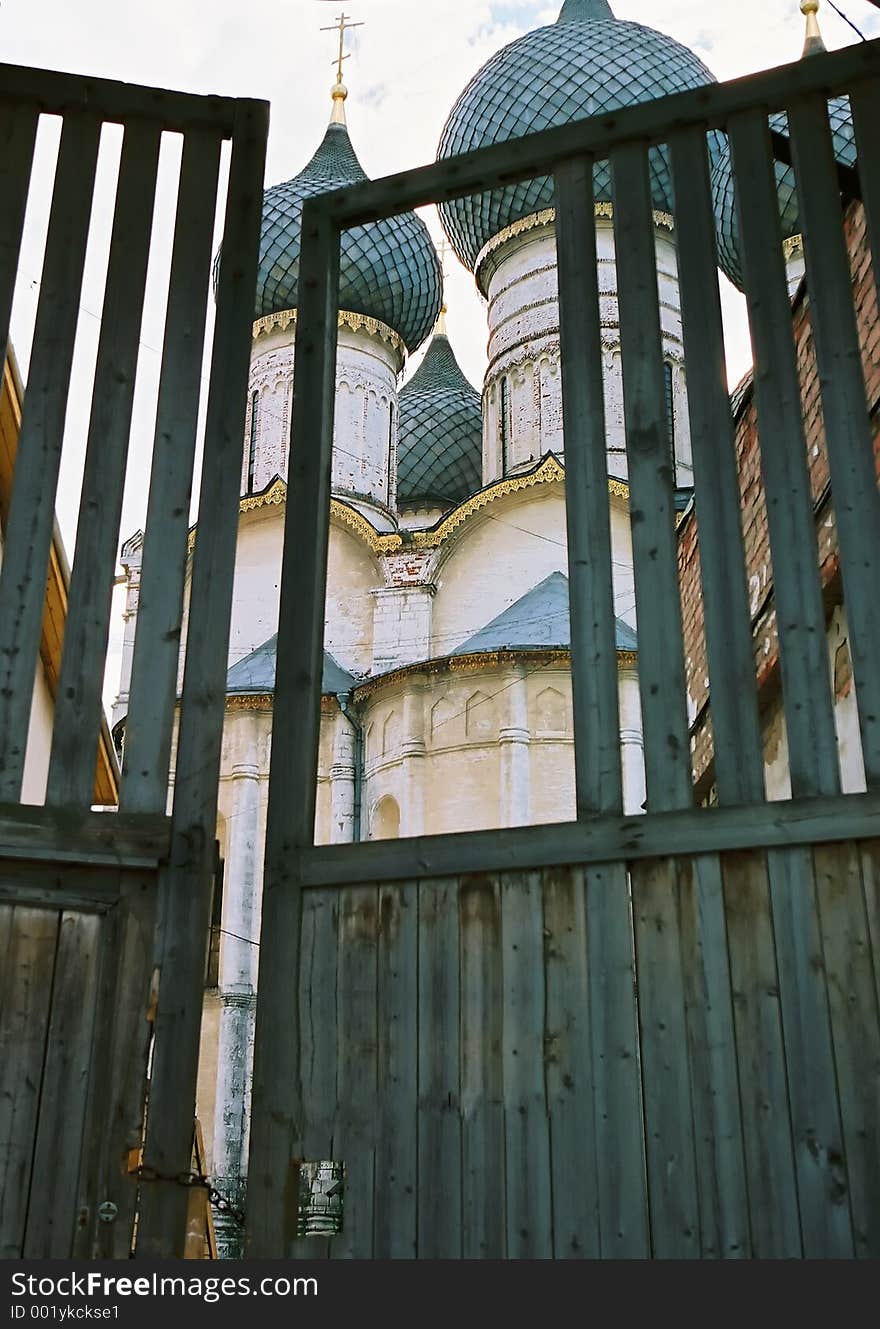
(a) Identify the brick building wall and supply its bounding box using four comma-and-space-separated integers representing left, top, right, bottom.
679, 201, 880, 798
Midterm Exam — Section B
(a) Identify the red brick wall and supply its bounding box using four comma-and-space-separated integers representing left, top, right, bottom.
679, 201, 880, 794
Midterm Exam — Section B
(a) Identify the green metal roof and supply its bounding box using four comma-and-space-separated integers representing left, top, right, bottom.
452, 571, 638, 655
226, 634, 358, 697
437, 0, 723, 274
397, 333, 483, 508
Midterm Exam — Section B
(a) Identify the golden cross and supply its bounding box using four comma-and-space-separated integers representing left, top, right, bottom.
321, 12, 365, 84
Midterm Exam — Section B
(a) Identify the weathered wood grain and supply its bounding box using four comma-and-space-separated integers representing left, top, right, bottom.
373, 883, 418, 1259
721, 850, 801, 1256
542, 865, 600, 1258
585, 863, 649, 1257
813, 842, 880, 1258
417, 877, 462, 1257
459, 875, 506, 1259
632, 857, 700, 1258
0, 807, 169, 870
0, 907, 59, 1256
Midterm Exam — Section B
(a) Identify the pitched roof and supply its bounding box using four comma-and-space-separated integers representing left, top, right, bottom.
226, 634, 358, 697
452, 571, 637, 655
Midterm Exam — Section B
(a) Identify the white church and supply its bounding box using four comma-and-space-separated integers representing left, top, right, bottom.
110, 0, 865, 1252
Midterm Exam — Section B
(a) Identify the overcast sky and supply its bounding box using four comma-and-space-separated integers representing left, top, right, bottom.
3, 0, 878, 704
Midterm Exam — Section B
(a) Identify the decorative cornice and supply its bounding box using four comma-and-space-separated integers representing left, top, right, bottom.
353, 646, 639, 702
330, 498, 402, 555
241, 476, 287, 514
226, 691, 340, 714
252, 307, 406, 368
783, 233, 805, 262
475, 204, 675, 288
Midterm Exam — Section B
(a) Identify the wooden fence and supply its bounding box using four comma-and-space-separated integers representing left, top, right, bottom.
0, 64, 268, 1256
246, 37, 880, 1257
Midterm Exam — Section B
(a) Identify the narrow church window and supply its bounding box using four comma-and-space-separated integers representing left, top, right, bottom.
500, 376, 510, 473
386, 400, 395, 502
664, 362, 676, 474
247, 389, 260, 493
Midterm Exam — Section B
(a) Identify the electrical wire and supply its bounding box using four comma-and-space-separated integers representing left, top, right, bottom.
825, 1, 868, 41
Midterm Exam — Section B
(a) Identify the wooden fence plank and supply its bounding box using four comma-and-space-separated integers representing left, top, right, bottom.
0, 111, 101, 801
331, 886, 378, 1260
677, 854, 751, 1257
542, 865, 600, 1258
726, 108, 840, 799
417, 877, 461, 1258
668, 127, 764, 806
862, 841, 880, 1018
501, 871, 553, 1259
813, 842, 880, 1258
0, 907, 59, 1256
632, 857, 700, 1258
374, 883, 418, 1259
24, 912, 101, 1256
554, 157, 622, 817
459, 875, 506, 1259
585, 862, 649, 1257
788, 96, 880, 791
289, 888, 338, 1260
0, 103, 38, 365
120, 128, 222, 815
47, 121, 161, 809
766, 846, 853, 1255
611, 141, 691, 813
722, 851, 801, 1255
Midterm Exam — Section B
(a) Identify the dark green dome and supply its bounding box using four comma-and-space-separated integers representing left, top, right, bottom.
437, 0, 724, 274
711, 97, 857, 291
397, 333, 482, 507
256, 122, 442, 351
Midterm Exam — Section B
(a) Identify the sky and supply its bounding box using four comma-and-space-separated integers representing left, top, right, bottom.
2, 0, 879, 709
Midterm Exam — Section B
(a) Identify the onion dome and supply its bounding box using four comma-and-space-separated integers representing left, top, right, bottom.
437, 0, 724, 275
711, 4, 855, 290
397, 328, 482, 508
255, 103, 442, 351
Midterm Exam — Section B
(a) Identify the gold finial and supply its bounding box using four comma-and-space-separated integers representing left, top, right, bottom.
321, 11, 364, 125
435, 237, 453, 335
801, 1, 827, 57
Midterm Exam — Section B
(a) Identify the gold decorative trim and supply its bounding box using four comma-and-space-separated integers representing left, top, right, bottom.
353, 647, 639, 701
782, 233, 804, 261
475, 204, 675, 286
241, 476, 287, 514
252, 306, 406, 367
226, 693, 274, 712
330, 498, 402, 555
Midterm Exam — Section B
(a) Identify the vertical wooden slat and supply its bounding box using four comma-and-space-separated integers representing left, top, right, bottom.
554, 158, 622, 817
247, 202, 340, 1258
501, 871, 553, 1259
813, 842, 880, 1258
331, 886, 378, 1260
289, 888, 338, 1260
0, 112, 101, 801
586, 862, 649, 1257
417, 878, 462, 1258
47, 122, 162, 809
543, 865, 600, 1258
24, 911, 101, 1256
862, 841, 880, 1019
120, 128, 223, 814
632, 856, 700, 1258
0, 103, 39, 364
727, 108, 840, 799
849, 82, 880, 310
0, 906, 59, 1257
677, 854, 751, 1257
373, 883, 417, 1259
766, 846, 854, 1256
611, 141, 691, 813
459, 876, 505, 1259
788, 96, 880, 791
137, 99, 268, 1259
668, 127, 764, 806
722, 850, 802, 1256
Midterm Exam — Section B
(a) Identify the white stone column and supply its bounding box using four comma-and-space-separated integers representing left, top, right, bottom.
500, 667, 531, 826
619, 666, 646, 816
401, 683, 426, 837
212, 732, 261, 1257
330, 706, 357, 844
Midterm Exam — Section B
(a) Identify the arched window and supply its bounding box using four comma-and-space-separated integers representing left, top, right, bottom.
371, 795, 400, 841
386, 400, 395, 502
500, 375, 510, 473
247, 390, 260, 493
664, 362, 676, 474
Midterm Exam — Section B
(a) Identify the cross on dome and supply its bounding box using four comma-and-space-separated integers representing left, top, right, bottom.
320, 11, 365, 125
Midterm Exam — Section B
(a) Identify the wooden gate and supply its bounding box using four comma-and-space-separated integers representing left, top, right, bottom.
246, 38, 880, 1257
0, 64, 267, 1256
